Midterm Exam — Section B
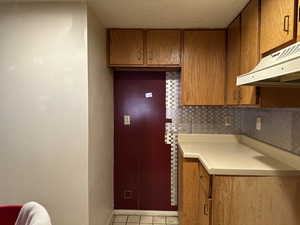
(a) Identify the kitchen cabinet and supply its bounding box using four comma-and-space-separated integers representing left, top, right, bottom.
178, 154, 210, 225
260, 0, 297, 55
109, 29, 144, 65
108, 29, 182, 67
213, 176, 300, 225
226, 16, 241, 105
146, 30, 181, 65
298, 0, 300, 41
178, 151, 300, 225
260, 88, 300, 107
181, 30, 226, 106
240, 0, 260, 105
229, 0, 300, 108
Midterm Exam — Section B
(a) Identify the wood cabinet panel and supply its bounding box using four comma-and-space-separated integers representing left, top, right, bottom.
240, 0, 260, 105
298, 0, 300, 41
178, 155, 201, 225
109, 29, 144, 65
198, 161, 210, 196
146, 30, 181, 65
182, 30, 226, 106
212, 176, 300, 225
178, 152, 210, 225
226, 16, 241, 105
260, 87, 300, 108
261, 0, 296, 54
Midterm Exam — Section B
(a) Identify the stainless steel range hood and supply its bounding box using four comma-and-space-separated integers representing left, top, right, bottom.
237, 42, 300, 87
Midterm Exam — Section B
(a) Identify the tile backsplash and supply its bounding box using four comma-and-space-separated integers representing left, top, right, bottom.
241, 108, 300, 156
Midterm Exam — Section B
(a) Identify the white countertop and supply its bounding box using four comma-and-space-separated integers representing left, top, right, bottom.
178, 134, 300, 176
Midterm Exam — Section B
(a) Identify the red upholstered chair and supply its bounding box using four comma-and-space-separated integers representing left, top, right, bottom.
0, 205, 22, 225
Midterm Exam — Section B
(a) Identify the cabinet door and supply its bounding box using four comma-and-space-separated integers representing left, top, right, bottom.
212, 176, 300, 225
146, 30, 181, 65
182, 30, 226, 106
261, 0, 296, 54
178, 154, 201, 225
199, 163, 210, 225
298, 0, 300, 41
178, 152, 210, 225
109, 29, 144, 65
240, 0, 259, 105
226, 16, 241, 105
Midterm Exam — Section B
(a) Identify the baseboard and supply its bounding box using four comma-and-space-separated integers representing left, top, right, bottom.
113, 210, 178, 216
106, 211, 114, 225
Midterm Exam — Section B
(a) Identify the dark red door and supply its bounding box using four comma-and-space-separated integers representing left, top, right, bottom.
114, 71, 172, 210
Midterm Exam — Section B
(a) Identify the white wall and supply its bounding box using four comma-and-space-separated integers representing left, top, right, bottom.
87, 7, 114, 225
0, 3, 89, 225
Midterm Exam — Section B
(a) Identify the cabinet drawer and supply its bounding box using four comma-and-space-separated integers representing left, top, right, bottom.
198, 161, 210, 196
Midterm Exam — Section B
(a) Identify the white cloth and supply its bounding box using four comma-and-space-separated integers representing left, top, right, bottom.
14, 202, 52, 225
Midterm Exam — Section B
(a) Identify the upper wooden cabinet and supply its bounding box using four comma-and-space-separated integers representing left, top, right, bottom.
226, 16, 241, 106
109, 29, 144, 65
182, 30, 226, 106
260, 0, 297, 54
108, 29, 182, 67
146, 30, 181, 65
240, 0, 260, 105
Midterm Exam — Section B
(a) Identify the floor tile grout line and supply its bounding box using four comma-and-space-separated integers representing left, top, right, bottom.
113, 215, 178, 225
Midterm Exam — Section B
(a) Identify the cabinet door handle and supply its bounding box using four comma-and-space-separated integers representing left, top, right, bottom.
284, 15, 290, 32
137, 48, 142, 61
204, 203, 209, 215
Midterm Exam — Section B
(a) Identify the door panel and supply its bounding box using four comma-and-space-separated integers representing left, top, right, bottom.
226, 16, 241, 105
182, 30, 226, 106
146, 30, 181, 65
109, 30, 144, 65
261, 0, 296, 54
298, 0, 300, 41
114, 71, 172, 210
178, 154, 210, 225
212, 176, 300, 225
240, 0, 259, 105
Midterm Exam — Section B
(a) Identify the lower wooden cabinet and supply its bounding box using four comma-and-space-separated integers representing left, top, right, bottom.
178, 153, 210, 225
212, 176, 300, 225
178, 151, 300, 225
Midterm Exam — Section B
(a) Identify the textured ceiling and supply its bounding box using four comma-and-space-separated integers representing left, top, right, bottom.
88, 0, 250, 28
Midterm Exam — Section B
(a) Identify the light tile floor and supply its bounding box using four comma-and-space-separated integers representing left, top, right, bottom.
113, 215, 179, 225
